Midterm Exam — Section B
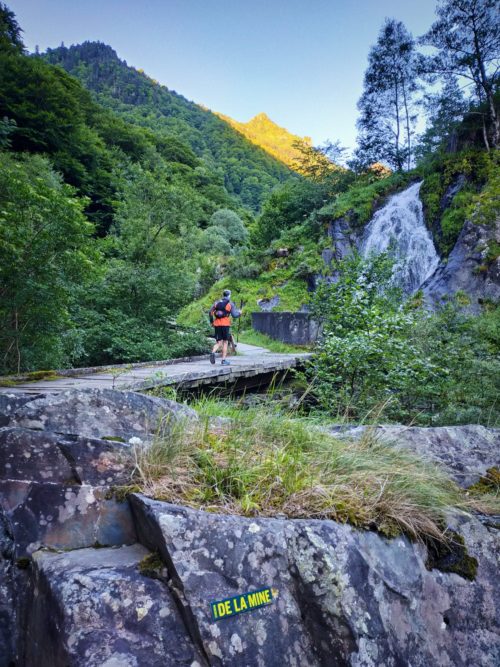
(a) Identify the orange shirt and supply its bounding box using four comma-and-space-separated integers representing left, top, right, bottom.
213, 301, 232, 327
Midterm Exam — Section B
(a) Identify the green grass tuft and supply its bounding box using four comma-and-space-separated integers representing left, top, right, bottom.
129, 407, 498, 542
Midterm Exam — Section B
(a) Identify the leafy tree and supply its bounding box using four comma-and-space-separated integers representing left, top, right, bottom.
353, 19, 419, 171
419, 0, 500, 149
0, 153, 96, 373
208, 209, 248, 245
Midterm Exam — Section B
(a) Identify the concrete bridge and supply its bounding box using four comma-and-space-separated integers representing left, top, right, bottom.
0, 344, 311, 396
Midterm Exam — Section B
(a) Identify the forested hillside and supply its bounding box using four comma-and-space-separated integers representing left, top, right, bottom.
43, 42, 292, 211
0, 4, 296, 374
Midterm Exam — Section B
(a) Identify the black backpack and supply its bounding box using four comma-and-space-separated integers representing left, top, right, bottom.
209, 298, 229, 323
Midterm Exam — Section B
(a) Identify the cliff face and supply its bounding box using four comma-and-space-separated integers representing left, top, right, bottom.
423, 215, 500, 310
0, 388, 499, 666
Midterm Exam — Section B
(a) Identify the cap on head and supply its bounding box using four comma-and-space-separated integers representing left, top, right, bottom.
223, 289, 231, 298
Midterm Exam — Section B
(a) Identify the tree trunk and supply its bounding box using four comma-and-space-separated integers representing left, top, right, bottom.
402, 80, 412, 170
471, 9, 499, 147
393, 74, 402, 170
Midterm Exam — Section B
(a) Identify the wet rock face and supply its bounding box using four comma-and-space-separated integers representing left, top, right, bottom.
130, 495, 500, 667
423, 215, 500, 310
327, 424, 500, 488
9, 387, 197, 441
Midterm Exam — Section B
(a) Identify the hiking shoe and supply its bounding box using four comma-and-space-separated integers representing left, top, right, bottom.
210, 352, 216, 365
221, 359, 231, 366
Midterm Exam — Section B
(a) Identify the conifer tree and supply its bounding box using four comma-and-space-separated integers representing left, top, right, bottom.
0, 2, 23, 53
353, 19, 419, 172
417, 76, 468, 157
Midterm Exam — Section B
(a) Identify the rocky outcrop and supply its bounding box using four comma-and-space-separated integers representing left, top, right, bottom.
9, 387, 197, 441
130, 496, 499, 667
422, 216, 500, 310
327, 424, 500, 488
0, 390, 499, 666
25, 544, 203, 667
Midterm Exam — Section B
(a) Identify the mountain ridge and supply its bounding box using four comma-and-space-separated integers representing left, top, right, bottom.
42, 41, 294, 211
215, 110, 312, 171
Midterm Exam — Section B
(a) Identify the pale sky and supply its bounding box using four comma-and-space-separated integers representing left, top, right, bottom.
9, 0, 439, 150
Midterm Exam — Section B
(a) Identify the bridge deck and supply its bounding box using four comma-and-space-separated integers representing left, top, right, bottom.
0, 344, 311, 395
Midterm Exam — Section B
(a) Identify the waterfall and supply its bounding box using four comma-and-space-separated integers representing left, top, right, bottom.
361, 181, 439, 294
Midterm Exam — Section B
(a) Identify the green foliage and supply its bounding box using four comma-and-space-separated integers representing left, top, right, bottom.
0, 2, 23, 53
199, 208, 249, 255
0, 152, 96, 373
319, 171, 410, 227
237, 329, 307, 353
308, 256, 500, 425
419, 0, 500, 149
419, 149, 499, 254
251, 172, 351, 248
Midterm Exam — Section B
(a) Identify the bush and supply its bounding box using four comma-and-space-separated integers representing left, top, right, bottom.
308, 255, 500, 426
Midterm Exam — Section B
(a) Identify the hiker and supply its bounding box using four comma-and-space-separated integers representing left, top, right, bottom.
209, 289, 242, 365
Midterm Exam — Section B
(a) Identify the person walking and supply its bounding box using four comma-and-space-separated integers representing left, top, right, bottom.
209, 289, 241, 365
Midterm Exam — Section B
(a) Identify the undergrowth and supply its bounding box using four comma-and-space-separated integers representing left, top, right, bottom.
130, 406, 498, 542
237, 329, 309, 353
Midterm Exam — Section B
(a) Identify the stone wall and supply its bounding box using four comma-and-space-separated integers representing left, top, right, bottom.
251, 311, 320, 345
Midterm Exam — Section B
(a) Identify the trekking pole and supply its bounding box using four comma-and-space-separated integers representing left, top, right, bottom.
236, 298, 245, 343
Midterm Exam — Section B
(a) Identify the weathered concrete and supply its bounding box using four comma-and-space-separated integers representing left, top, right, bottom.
251, 311, 320, 345
0, 343, 311, 395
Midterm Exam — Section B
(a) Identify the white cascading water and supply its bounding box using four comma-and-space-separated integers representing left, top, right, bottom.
361, 181, 439, 294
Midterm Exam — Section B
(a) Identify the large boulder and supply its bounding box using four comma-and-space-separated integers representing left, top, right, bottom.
130, 495, 500, 667
327, 424, 500, 488
9, 388, 197, 441
0, 427, 76, 484
24, 544, 204, 667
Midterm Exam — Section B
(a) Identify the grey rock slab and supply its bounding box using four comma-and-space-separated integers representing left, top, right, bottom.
0, 392, 40, 427
56, 435, 133, 487
130, 495, 500, 667
328, 424, 500, 487
25, 544, 203, 667
130, 495, 317, 667
423, 215, 500, 311
0, 481, 136, 558
11, 388, 197, 440
0, 427, 76, 484
0, 514, 16, 667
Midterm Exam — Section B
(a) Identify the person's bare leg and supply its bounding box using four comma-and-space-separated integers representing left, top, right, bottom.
221, 340, 228, 361
212, 340, 221, 354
